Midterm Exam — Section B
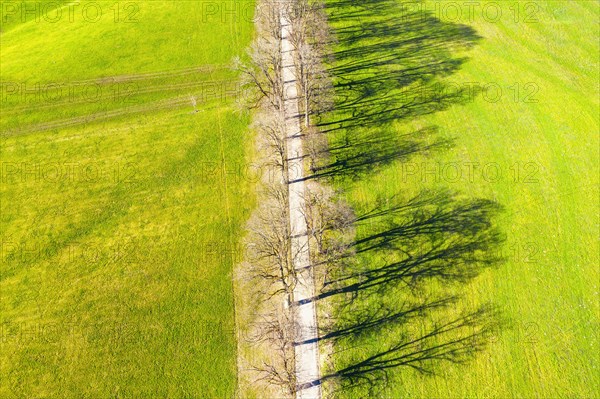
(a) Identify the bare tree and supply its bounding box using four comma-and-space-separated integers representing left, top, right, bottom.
189, 95, 198, 113
289, 0, 334, 127
253, 111, 288, 179
301, 184, 355, 288
304, 125, 330, 173
234, 38, 282, 111
246, 183, 297, 303
239, 1, 340, 397
304, 185, 353, 249
233, 0, 284, 111
252, 308, 299, 397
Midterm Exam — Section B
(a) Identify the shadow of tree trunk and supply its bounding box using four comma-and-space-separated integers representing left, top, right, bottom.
302, 0, 506, 396
307, 0, 482, 183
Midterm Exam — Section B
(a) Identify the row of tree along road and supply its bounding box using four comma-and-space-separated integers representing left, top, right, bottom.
234, 0, 505, 398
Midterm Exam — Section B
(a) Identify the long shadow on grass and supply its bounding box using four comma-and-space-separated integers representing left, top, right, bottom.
300, 0, 505, 395
317, 190, 504, 301
316, 301, 501, 396
307, 0, 481, 182
299, 191, 505, 395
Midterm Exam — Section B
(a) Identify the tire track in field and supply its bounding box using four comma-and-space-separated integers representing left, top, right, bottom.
1, 65, 228, 114
1, 95, 193, 137
1, 80, 224, 115
1, 79, 244, 137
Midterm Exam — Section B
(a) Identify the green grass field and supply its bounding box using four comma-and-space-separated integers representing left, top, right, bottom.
1, 0, 598, 398
1, 1, 255, 397
320, 0, 599, 397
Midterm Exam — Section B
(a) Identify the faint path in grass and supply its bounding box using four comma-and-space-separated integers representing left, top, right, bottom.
1, 95, 193, 136
0, 64, 229, 135
209, 62, 241, 398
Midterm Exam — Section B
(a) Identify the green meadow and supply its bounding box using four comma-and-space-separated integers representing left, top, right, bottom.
1, 0, 598, 398
1, 1, 255, 397
320, 0, 599, 397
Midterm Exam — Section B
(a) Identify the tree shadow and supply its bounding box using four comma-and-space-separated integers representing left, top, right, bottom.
298, 0, 505, 395
318, 303, 502, 396
318, 190, 504, 300
306, 190, 505, 395
307, 0, 482, 182
308, 126, 454, 181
